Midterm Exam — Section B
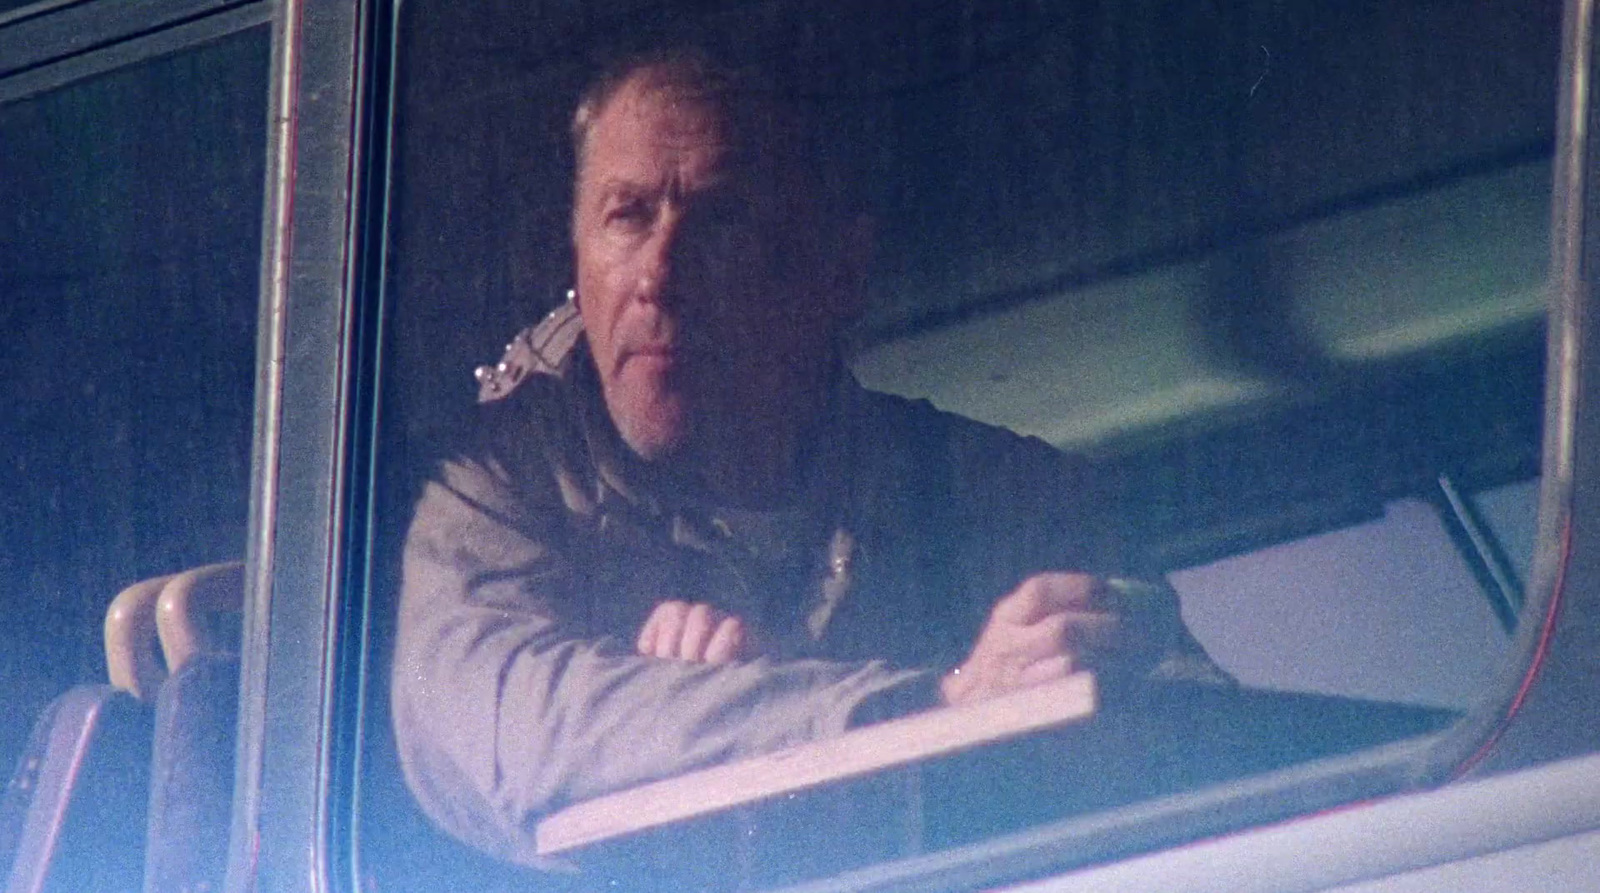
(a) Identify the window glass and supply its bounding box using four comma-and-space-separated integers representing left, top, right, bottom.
367, 1, 1560, 889
1473, 478, 1542, 584
0, 1, 42, 19
0, 26, 267, 782
1173, 481, 1538, 710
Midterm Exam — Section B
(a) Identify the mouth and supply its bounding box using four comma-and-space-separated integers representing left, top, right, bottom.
621, 342, 679, 371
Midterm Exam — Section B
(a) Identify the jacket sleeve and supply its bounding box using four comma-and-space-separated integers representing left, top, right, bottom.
390, 452, 934, 866
929, 398, 1235, 688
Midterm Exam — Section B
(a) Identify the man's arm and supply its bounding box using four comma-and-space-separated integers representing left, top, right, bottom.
922, 393, 1233, 689
390, 454, 935, 866
637, 600, 749, 663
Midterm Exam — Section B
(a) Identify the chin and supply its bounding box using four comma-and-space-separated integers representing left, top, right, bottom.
618, 429, 684, 461
612, 401, 690, 462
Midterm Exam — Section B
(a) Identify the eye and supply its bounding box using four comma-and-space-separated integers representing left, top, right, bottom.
602, 197, 654, 232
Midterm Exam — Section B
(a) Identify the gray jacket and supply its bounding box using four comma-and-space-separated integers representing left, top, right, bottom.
391, 301, 1227, 866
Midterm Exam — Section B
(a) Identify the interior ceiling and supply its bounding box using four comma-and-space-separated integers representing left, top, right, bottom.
854, 160, 1550, 451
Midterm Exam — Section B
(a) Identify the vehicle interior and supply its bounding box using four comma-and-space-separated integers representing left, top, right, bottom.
0, 0, 1569, 891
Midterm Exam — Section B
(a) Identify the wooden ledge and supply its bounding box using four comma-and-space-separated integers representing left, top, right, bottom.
536, 671, 1096, 856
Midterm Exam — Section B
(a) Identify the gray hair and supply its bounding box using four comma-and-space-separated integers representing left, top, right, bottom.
570, 48, 743, 168
568, 47, 855, 214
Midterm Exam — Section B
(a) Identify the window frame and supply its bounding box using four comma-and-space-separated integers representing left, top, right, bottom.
0, 0, 269, 103
235, 1, 1600, 891
0, 0, 274, 886
227, 0, 392, 889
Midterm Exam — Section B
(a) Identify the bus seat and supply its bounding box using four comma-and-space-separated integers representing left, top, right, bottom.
127, 560, 582, 892
155, 562, 244, 672
141, 562, 243, 893
1, 567, 196, 893
3, 564, 246, 893
0, 686, 152, 893
141, 654, 239, 893
105, 574, 178, 701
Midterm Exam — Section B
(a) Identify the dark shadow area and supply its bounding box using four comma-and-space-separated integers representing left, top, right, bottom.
0, 26, 268, 780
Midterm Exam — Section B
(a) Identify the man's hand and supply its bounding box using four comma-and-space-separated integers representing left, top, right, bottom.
637, 600, 749, 664
940, 572, 1124, 706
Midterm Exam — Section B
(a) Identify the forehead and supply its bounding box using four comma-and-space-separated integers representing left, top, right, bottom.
578, 75, 732, 185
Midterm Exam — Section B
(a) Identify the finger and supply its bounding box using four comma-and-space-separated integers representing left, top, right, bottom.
1056, 610, 1120, 655
651, 602, 689, 659
704, 616, 746, 664
678, 603, 721, 661
1016, 653, 1075, 688
998, 612, 1073, 664
637, 601, 678, 655
637, 614, 657, 655
1038, 573, 1105, 612
1006, 610, 1118, 665
995, 573, 1098, 624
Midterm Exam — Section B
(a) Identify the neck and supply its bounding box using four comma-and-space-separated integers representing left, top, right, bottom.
682, 361, 835, 509
690, 419, 802, 509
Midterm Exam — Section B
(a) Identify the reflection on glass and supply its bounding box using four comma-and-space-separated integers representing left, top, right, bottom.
0, 23, 268, 845
1173, 484, 1541, 710
370, 2, 1559, 890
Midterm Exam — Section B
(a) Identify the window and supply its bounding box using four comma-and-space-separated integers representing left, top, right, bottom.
349, 2, 1566, 890
4, 1, 1582, 891
0, 20, 267, 767
1174, 480, 1536, 710
0, 6, 269, 889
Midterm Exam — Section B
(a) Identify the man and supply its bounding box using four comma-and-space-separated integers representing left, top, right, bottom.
393, 49, 1227, 867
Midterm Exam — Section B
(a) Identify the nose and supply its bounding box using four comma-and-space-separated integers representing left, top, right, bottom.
634, 203, 725, 311
634, 243, 668, 306
634, 218, 677, 307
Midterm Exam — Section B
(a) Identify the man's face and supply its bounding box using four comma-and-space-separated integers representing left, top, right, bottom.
571, 74, 848, 461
